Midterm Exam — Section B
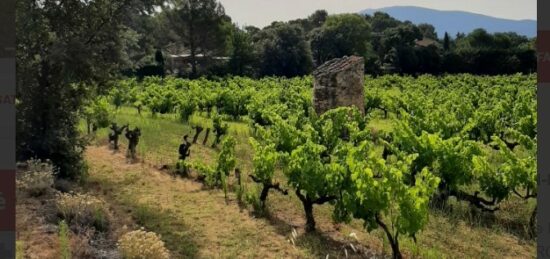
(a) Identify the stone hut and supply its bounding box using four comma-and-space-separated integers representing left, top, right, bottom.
312, 56, 365, 115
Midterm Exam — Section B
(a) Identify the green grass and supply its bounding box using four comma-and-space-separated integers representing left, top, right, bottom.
84, 106, 253, 168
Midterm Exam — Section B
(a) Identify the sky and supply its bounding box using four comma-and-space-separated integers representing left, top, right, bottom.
217, 0, 537, 28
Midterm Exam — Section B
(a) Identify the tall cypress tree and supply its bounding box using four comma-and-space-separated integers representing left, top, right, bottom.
155, 49, 166, 78
443, 32, 451, 51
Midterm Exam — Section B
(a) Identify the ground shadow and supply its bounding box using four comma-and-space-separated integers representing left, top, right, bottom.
85, 179, 201, 258
430, 199, 535, 241
261, 209, 383, 258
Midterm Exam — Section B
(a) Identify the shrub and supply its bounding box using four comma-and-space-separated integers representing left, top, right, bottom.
82, 97, 113, 133
117, 229, 170, 259
191, 162, 217, 188
216, 136, 236, 199
245, 186, 265, 215
16, 159, 56, 196
175, 160, 191, 177
55, 192, 110, 231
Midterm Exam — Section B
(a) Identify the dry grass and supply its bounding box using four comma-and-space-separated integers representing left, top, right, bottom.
15, 163, 136, 259
55, 192, 111, 231
86, 145, 318, 258
16, 182, 66, 259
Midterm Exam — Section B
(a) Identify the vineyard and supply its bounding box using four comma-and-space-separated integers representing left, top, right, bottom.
79, 74, 536, 258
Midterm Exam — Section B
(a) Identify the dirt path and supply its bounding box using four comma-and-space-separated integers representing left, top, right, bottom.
85, 145, 319, 259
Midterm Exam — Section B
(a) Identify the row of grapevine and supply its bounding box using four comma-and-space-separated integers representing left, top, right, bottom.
103, 74, 536, 258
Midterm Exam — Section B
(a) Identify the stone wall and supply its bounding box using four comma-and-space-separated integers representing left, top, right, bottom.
312, 56, 365, 115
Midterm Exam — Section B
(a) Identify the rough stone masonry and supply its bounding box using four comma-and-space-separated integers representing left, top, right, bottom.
312, 56, 365, 115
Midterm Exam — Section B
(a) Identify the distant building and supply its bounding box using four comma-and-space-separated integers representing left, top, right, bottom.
414, 38, 441, 48
166, 52, 229, 76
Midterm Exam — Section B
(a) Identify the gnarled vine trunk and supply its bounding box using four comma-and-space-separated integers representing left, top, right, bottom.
202, 128, 210, 145
376, 214, 402, 259
303, 200, 315, 232
192, 126, 203, 143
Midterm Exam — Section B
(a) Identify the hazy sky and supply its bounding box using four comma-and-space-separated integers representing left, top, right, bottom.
217, 0, 537, 28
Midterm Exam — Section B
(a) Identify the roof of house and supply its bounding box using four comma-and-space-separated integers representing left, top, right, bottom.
168, 53, 229, 60
415, 38, 440, 47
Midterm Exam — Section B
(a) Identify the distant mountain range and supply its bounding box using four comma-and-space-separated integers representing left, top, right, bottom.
360, 6, 536, 38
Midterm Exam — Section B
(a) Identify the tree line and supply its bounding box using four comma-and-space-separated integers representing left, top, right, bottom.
130, 1, 536, 78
